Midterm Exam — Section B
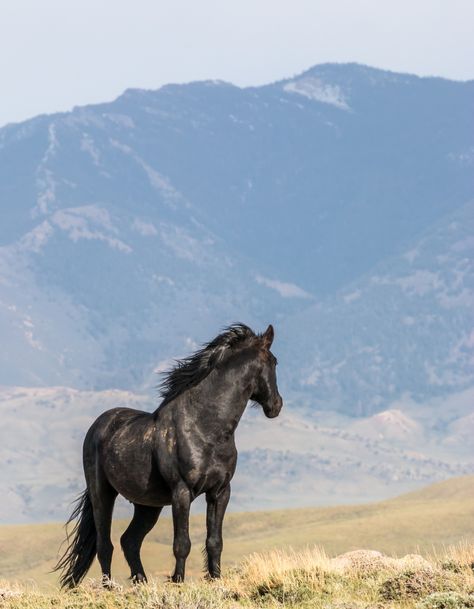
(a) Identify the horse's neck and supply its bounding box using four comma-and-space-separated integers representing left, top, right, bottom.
192, 355, 257, 432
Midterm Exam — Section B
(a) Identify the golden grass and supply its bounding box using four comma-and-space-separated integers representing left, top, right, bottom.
1, 542, 473, 609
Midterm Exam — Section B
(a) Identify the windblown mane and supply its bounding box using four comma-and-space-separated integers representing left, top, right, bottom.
158, 323, 258, 407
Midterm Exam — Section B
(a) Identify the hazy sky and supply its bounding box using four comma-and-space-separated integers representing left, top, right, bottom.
1, 0, 473, 127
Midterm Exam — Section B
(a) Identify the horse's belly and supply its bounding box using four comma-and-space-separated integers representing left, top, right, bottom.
117, 480, 172, 507
102, 435, 172, 507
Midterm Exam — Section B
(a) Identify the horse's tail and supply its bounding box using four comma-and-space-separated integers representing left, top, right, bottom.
54, 489, 97, 589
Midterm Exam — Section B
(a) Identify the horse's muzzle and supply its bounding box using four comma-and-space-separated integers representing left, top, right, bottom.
265, 395, 283, 418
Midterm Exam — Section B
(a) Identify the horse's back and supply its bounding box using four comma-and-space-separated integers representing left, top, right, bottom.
83, 407, 153, 472
86, 406, 150, 441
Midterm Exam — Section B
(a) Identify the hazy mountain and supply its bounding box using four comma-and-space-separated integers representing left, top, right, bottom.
2, 385, 472, 522
0, 63, 473, 522
283, 199, 474, 415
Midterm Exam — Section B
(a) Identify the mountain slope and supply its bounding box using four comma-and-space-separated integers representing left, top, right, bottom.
1, 63, 473, 397
282, 199, 474, 414
0, 63, 473, 523
1, 63, 473, 390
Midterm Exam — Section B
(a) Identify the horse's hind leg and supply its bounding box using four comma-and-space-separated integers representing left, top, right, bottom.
121, 504, 161, 583
88, 474, 117, 586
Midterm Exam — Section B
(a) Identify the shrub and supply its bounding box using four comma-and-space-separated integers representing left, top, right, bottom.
254, 578, 314, 604
441, 560, 466, 574
417, 591, 474, 609
380, 569, 443, 600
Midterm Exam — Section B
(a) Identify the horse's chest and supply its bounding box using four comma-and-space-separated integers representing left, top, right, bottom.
183, 440, 236, 495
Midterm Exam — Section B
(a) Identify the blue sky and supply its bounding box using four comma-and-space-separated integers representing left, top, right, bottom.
1, 0, 473, 127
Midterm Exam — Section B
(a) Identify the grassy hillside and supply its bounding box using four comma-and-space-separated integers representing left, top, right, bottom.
2, 543, 474, 609
1, 475, 472, 589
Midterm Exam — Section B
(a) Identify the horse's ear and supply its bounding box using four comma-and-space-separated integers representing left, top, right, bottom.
261, 324, 274, 350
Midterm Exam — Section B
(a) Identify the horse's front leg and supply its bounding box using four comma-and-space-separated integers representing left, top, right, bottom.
171, 483, 192, 582
205, 484, 231, 578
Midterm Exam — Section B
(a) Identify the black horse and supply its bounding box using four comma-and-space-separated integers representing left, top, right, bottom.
55, 323, 282, 588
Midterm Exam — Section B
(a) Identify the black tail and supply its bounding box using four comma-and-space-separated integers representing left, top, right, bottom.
54, 489, 97, 589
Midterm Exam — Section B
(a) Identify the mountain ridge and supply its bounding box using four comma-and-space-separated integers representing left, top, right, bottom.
1, 62, 472, 522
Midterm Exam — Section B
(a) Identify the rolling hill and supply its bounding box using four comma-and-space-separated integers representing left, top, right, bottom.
1, 475, 472, 589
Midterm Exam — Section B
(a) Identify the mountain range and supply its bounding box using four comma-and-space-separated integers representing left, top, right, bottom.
1, 63, 473, 522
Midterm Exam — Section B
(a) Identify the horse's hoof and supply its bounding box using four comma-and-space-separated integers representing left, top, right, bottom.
101, 575, 115, 590
206, 573, 221, 581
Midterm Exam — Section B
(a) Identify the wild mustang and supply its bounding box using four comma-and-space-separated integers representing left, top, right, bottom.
55, 323, 283, 588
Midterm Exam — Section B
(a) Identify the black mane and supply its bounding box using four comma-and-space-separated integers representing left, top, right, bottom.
158, 323, 257, 407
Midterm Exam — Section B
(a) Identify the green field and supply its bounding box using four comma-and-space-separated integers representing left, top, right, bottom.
1, 475, 473, 590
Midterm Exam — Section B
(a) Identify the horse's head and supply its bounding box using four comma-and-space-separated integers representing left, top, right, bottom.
250, 324, 283, 418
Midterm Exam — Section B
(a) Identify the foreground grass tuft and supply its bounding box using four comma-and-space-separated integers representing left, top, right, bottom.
418, 592, 474, 609
1, 542, 473, 609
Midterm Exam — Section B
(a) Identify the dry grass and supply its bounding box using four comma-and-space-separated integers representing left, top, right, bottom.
1, 543, 473, 609
1, 476, 472, 607
438, 541, 474, 572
